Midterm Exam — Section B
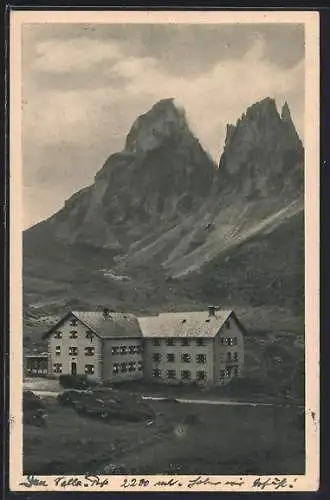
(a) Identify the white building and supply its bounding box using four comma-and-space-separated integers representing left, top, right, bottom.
43, 306, 246, 386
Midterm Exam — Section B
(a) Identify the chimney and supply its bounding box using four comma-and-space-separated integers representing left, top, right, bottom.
208, 305, 216, 317
103, 307, 110, 319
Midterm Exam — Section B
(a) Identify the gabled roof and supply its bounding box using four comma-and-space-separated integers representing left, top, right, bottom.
137, 310, 235, 338
42, 311, 142, 340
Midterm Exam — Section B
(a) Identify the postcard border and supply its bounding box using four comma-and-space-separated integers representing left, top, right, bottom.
8, 8, 320, 493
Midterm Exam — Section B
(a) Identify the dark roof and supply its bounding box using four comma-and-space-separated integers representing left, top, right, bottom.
138, 310, 235, 338
43, 311, 142, 340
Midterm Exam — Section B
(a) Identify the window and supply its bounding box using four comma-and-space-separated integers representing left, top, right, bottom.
54, 331, 62, 339
166, 338, 175, 346
53, 363, 62, 373
55, 345, 61, 356
181, 353, 191, 363
70, 318, 78, 327
86, 331, 94, 341
181, 338, 190, 346
197, 370, 207, 381
112, 346, 120, 355
128, 361, 136, 372
196, 353, 206, 364
153, 353, 161, 362
69, 330, 78, 339
85, 347, 95, 356
120, 346, 128, 355
113, 363, 120, 374
220, 368, 230, 378
152, 369, 161, 378
181, 370, 191, 380
138, 361, 143, 371
167, 353, 175, 362
233, 352, 238, 361
85, 364, 94, 374
167, 369, 176, 379
69, 347, 78, 356
128, 345, 137, 354
121, 362, 128, 373
152, 339, 161, 346
196, 338, 205, 346
224, 337, 237, 346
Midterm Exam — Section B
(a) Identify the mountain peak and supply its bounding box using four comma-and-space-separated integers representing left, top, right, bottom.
151, 97, 180, 112
218, 97, 304, 199
281, 101, 293, 122
125, 98, 189, 154
244, 97, 279, 121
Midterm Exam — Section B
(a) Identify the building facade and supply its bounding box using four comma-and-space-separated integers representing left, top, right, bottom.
44, 309, 143, 382
139, 308, 245, 386
43, 306, 245, 386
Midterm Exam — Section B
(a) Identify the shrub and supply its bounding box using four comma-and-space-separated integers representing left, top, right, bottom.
222, 377, 268, 396
23, 391, 45, 411
59, 374, 89, 389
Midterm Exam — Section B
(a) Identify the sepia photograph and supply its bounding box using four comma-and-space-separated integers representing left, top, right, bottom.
9, 10, 319, 492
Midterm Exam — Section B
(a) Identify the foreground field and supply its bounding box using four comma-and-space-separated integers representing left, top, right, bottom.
24, 397, 304, 476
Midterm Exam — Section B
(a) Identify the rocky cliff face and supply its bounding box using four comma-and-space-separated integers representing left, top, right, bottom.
33, 98, 216, 251
132, 97, 304, 278
24, 97, 304, 313
217, 97, 304, 201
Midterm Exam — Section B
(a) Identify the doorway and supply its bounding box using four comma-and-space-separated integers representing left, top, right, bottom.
71, 362, 77, 376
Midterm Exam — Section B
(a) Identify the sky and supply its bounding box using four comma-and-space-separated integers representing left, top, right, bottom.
22, 22, 305, 229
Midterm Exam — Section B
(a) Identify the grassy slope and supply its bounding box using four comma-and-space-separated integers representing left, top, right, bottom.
23, 204, 304, 315
24, 399, 304, 476
186, 210, 304, 313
